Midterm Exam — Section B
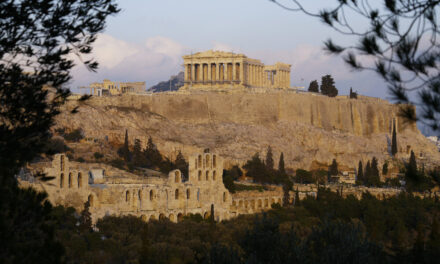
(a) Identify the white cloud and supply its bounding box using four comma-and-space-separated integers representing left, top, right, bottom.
211, 42, 237, 53
70, 34, 186, 91
93, 34, 140, 68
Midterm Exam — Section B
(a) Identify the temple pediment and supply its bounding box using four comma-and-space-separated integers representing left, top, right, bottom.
183, 50, 247, 59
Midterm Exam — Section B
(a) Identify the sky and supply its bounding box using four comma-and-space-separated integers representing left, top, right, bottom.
70, 0, 389, 99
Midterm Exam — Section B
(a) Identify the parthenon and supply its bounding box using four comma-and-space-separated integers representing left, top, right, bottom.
181, 50, 291, 91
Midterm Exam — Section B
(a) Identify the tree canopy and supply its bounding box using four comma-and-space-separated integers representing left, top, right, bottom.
0, 1, 119, 262
320, 74, 338, 97
308, 80, 319, 92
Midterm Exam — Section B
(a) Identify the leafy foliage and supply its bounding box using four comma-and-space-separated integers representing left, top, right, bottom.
329, 158, 338, 176
63, 128, 84, 142
350, 87, 358, 99
93, 152, 103, 160
296, 169, 314, 184
223, 165, 244, 193
308, 80, 319, 92
50, 190, 440, 263
0, 1, 119, 262
243, 152, 290, 185
320, 75, 338, 97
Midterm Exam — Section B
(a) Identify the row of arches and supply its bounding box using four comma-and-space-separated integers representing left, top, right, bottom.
232, 197, 281, 210
197, 170, 217, 181
195, 154, 217, 170
60, 172, 83, 189
139, 210, 226, 223
125, 188, 204, 204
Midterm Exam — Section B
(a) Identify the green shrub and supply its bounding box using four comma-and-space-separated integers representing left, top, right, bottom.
63, 129, 84, 142
110, 159, 125, 169
93, 152, 104, 160
296, 169, 314, 184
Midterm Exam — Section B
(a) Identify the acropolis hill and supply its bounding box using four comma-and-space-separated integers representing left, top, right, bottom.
58, 90, 440, 172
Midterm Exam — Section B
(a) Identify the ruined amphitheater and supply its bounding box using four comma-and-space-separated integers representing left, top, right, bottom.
21, 151, 284, 222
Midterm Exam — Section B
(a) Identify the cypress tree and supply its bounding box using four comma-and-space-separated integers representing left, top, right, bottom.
382, 161, 388, 175
118, 129, 131, 162
294, 188, 300, 206
365, 161, 372, 186
265, 146, 274, 170
405, 150, 419, 186
357, 160, 364, 185
370, 157, 381, 186
132, 139, 144, 167
349, 87, 358, 99
278, 152, 286, 176
79, 200, 92, 232
144, 136, 163, 169
282, 180, 293, 207
391, 121, 398, 156
329, 159, 338, 176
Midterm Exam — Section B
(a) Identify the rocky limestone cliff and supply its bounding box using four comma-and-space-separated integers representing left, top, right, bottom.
57, 91, 440, 171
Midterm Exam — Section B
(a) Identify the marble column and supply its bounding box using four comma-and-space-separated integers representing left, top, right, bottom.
250, 65, 254, 86
253, 65, 256, 86
283, 71, 286, 87
248, 65, 252, 85
232, 63, 236, 82
239, 62, 244, 85
215, 63, 220, 83
208, 63, 212, 82
259, 66, 262, 87
191, 64, 195, 82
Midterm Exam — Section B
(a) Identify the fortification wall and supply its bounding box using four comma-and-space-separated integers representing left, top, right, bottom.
56, 91, 440, 171
79, 92, 407, 135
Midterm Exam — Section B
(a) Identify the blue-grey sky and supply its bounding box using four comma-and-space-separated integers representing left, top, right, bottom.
71, 0, 388, 99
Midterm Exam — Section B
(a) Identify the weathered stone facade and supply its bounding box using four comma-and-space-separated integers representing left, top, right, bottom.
181, 50, 291, 91
22, 152, 283, 223
21, 153, 437, 223
88, 79, 146, 96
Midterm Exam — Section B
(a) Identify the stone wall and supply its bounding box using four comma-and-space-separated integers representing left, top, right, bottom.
22, 153, 280, 223
56, 91, 440, 171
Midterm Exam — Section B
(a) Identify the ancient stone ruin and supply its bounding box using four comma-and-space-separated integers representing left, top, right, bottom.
21, 151, 283, 222
181, 50, 291, 91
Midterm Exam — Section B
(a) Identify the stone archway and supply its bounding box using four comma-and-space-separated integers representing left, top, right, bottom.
88, 194, 94, 207
68, 173, 72, 188
60, 173, 64, 188
204, 212, 210, 220
77, 172, 83, 188
159, 213, 166, 221
177, 213, 184, 222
